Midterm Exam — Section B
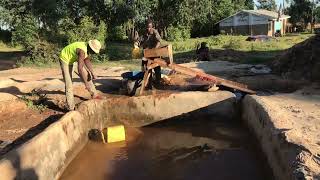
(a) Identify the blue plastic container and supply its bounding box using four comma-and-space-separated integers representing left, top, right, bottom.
121, 71, 144, 80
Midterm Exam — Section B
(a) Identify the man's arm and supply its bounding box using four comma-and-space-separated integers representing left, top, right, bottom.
140, 35, 147, 49
154, 29, 161, 48
77, 49, 90, 90
84, 57, 97, 80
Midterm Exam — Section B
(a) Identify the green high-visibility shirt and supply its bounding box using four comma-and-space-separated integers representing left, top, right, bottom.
59, 42, 88, 64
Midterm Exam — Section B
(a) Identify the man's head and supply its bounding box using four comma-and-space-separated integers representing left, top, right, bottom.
147, 20, 154, 34
88, 39, 102, 54
201, 42, 208, 49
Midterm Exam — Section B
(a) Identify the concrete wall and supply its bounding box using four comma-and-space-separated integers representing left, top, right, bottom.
242, 95, 309, 180
219, 11, 271, 35
0, 91, 236, 180
220, 12, 268, 27
252, 24, 269, 36
218, 11, 292, 36
220, 24, 269, 36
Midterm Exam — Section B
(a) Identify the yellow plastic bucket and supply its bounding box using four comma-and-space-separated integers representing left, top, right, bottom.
131, 47, 141, 59
101, 125, 126, 143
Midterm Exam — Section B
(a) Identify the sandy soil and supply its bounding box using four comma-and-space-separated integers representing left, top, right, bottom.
260, 87, 320, 157
247, 85, 320, 179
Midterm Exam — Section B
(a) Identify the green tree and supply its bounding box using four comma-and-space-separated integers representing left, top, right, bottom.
245, 0, 255, 9
0, 0, 33, 28
11, 15, 39, 49
315, 6, 320, 22
59, 16, 107, 45
32, 0, 61, 30
257, 0, 277, 11
288, 0, 313, 28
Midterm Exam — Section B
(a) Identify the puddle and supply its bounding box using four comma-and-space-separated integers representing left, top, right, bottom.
60, 116, 273, 180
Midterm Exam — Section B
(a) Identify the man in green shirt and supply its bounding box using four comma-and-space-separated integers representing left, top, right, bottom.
59, 39, 101, 110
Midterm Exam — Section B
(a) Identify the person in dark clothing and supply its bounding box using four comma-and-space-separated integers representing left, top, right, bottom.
140, 20, 162, 86
196, 42, 210, 61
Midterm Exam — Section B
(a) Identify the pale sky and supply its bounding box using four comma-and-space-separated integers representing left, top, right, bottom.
254, 0, 288, 9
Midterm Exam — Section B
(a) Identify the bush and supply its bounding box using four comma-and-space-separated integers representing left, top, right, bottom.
59, 16, 107, 46
17, 41, 59, 66
11, 15, 59, 66
56, 16, 108, 64
12, 15, 39, 50
108, 25, 127, 41
90, 49, 110, 63
166, 26, 191, 41
223, 37, 243, 50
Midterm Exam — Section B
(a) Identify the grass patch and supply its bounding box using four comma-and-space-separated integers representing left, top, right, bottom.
20, 90, 48, 113
4, 34, 314, 67
163, 34, 313, 52
0, 41, 23, 52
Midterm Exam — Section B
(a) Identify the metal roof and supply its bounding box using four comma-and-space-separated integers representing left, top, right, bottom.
242, 9, 290, 19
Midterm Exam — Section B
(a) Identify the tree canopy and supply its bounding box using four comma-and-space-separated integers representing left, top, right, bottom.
287, 0, 316, 27
0, 0, 317, 65
0, 0, 256, 39
257, 0, 277, 11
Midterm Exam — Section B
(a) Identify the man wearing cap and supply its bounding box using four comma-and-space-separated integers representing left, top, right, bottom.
59, 39, 102, 110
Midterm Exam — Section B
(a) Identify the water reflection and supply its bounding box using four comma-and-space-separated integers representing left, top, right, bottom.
61, 118, 272, 180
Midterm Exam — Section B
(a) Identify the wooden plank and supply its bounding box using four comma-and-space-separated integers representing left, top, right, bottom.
144, 45, 173, 59
167, 44, 173, 64
147, 62, 160, 70
153, 58, 256, 94
139, 70, 151, 95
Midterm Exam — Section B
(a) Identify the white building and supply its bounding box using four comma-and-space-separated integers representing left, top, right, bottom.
218, 9, 290, 36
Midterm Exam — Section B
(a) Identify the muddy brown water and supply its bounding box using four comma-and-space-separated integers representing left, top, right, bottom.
60, 115, 273, 180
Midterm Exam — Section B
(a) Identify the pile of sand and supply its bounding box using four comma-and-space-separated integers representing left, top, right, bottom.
272, 35, 320, 82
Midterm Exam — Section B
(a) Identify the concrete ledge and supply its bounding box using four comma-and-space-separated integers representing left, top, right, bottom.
0, 111, 87, 180
242, 95, 317, 180
0, 91, 236, 180
79, 91, 236, 127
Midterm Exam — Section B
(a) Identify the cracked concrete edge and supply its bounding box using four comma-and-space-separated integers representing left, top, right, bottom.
0, 91, 236, 180
242, 95, 316, 180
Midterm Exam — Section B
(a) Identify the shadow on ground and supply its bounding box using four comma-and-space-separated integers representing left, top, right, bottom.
0, 51, 25, 71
